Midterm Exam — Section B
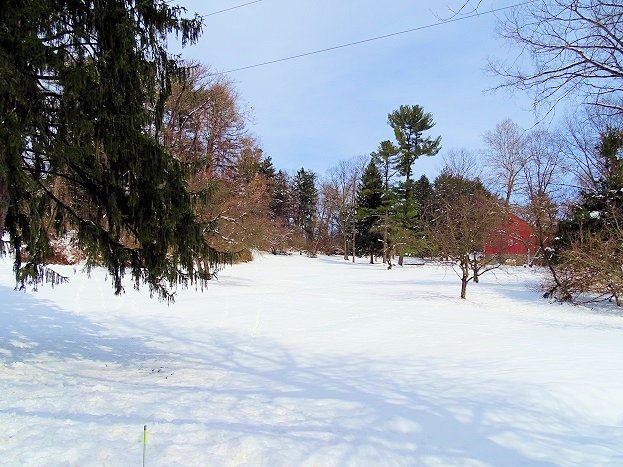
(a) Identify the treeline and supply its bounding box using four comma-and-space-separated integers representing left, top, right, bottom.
274, 108, 623, 305
41, 58, 623, 305
3, 1, 621, 305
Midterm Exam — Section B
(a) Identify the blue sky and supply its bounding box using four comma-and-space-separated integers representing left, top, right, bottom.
174, 0, 537, 179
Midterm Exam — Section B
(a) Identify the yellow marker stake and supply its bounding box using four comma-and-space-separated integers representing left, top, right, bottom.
143, 425, 147, 467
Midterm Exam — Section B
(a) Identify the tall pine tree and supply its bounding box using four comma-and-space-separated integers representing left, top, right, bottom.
387, 105, 441, 265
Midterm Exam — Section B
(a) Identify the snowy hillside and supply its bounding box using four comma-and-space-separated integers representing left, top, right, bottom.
1, 254, 623, 466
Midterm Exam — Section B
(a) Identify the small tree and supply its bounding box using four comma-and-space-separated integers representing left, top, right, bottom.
429, 172, 504, 299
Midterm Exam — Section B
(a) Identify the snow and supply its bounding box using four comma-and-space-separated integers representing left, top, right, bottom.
1, 254, 623, 466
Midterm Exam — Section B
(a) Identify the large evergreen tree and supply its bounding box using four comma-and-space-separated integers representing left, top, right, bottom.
387, 105, 441, 265
356, 161, 383, 263
0, 1, 222, 300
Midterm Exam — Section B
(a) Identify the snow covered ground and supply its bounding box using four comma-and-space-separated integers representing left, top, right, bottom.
1, 253, 623, 466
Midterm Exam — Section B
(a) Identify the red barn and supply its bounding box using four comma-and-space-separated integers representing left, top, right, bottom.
484, 213, 537, 258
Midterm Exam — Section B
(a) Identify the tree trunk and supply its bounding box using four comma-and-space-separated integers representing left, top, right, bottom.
473, 266, 479, 284
343, 237, 349, 261
382, 210, 388, 263
535, 219, 571, 301
610, 285, 621, 307
352, 223, 356, 263
370, 252, 374, 264
461, 259, 470, 299
398, 255, 403, 266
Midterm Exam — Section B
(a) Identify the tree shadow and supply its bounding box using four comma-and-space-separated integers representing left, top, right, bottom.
0, 286, 160, 364
135, 330, 623, 465
2, 289, 621, 465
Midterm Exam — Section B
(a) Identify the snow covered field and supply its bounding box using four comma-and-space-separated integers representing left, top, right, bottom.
1, 254, 623, 466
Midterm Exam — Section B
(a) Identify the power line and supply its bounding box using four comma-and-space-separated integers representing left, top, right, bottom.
205, 0, 264, 17
219, 0, 536, 74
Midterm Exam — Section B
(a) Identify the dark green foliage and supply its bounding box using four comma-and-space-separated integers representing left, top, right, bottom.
433, 172, 490, 202
356, 161, 383, 259
270, 170, 291, 224
0, 1, 227, 301
383, 105, 441, 260
393, 180, 419, 228
372, 140, 399, 213
413, 175, 434, 210
292, 168, 317, 244
258, 156, 276, 180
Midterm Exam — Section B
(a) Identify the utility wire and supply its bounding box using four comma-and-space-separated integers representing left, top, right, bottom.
205, 0, 264, 17
220, 0, 536, 74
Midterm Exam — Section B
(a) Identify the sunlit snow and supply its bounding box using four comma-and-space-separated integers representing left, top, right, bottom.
1, 254, 622, 466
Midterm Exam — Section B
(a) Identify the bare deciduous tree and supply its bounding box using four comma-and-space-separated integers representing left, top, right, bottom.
490, 0, 623, 116
518, 128, 570, 295
429, 171, 504, 299
442, 148, 482, 180
558, 230, 623, 306
548, 128, 623, 305
324, 158, 364, 260
163, 63, 249, 179
561, 108, 623, 190
483, 119, 528, 207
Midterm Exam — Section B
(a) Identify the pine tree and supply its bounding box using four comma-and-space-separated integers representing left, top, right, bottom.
413, 175, 434, 208
270, 170, 292, 224
387, 105, 441, 265
292, 168, 318, 249
258, 156, 277, 180
372, 141, 399, 264
388, 105, 441, 187
356, 161, 383, 263
0, 1, 222, 301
